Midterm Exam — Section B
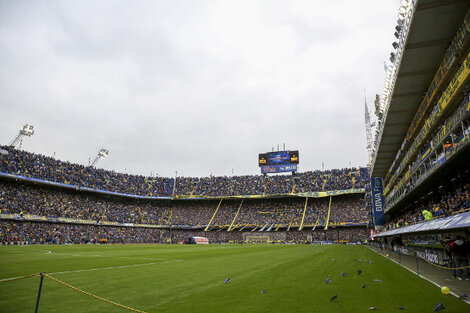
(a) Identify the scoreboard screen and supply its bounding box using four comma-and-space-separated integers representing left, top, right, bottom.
259, 151, 299, 166
258, 150, 299, 174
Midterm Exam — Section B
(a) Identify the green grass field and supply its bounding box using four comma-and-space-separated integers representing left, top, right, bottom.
0, 244, 468, 313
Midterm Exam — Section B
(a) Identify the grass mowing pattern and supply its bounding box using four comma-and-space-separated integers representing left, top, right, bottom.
0, 244, 467, 313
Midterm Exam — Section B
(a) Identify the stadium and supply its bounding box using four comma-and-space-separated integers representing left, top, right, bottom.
1, 0, 470, 312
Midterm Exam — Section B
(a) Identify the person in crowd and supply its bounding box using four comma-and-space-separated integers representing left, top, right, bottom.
385, 173, 470, 231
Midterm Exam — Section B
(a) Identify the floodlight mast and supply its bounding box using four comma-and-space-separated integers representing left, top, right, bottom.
9, 124, 35, 149
90, 148, 109, 167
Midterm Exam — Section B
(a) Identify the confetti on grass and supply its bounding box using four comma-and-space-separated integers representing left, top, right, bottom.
434, 303, 445, 312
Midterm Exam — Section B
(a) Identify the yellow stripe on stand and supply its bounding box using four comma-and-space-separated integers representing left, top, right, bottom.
324, 196, 332, 230
298, 197, 309, 231
204, 198, 223, 231
312, 217, 320, 231
228, 200, 243, 231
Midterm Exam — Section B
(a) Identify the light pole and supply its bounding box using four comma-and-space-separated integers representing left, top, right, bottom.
9, 124, 35, 149
90, 148, 109, 167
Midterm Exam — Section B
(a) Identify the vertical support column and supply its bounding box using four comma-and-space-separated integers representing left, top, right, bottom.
312, 218, 319, 231
299, 197, 309, 231
204, 198, 223, 232
228, 200, 243, 231
324, 196, 332, 231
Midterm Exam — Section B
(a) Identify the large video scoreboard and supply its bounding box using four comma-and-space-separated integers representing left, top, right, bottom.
258, 150, 299, 174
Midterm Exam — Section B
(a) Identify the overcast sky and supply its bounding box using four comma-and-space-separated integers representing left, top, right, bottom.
0, 0, 399, 178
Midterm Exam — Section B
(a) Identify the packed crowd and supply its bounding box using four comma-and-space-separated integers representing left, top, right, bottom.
306, 227, 369, 243
174, 196, 368, 228
0, 181, 171, 225
328, 196, 369, 224
171, 201, 215, 226
1, 220, 164, 244
385, 171, 470, 230
174, 168, 367, 196
107, 228, 368, 244
1, 220, 368, 245
0, 180, 368, 228
0, 146, 173, 197
0, 146, 368, 197
0, 146, 370, 245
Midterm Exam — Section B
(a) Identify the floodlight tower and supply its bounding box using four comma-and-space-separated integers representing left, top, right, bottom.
9, 124, 35, 149
90, 148, 109, 167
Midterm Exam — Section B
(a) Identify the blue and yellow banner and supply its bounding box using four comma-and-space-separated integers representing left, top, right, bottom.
371, 177, 386, 226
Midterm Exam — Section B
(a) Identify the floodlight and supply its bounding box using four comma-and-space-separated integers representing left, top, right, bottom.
90, 148, 109, 167
98, 149, 109, 158
9, 124, 36, 148
20, 124, 35, 136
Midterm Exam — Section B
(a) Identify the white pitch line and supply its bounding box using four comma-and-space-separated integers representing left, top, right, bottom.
43, 251, 167, 261
48, 259, 184, 275
119, 256, 167, 261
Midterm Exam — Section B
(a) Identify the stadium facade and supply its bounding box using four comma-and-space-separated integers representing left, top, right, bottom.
369, 0, 470, 268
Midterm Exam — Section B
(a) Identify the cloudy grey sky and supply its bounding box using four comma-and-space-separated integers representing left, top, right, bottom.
0, 0, 399, 178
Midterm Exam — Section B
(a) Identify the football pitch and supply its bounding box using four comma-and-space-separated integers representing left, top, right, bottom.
0, 244, 468, 313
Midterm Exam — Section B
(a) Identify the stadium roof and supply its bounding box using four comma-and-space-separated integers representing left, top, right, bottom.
373, 211, 470, 238
371, 0, 470, 178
